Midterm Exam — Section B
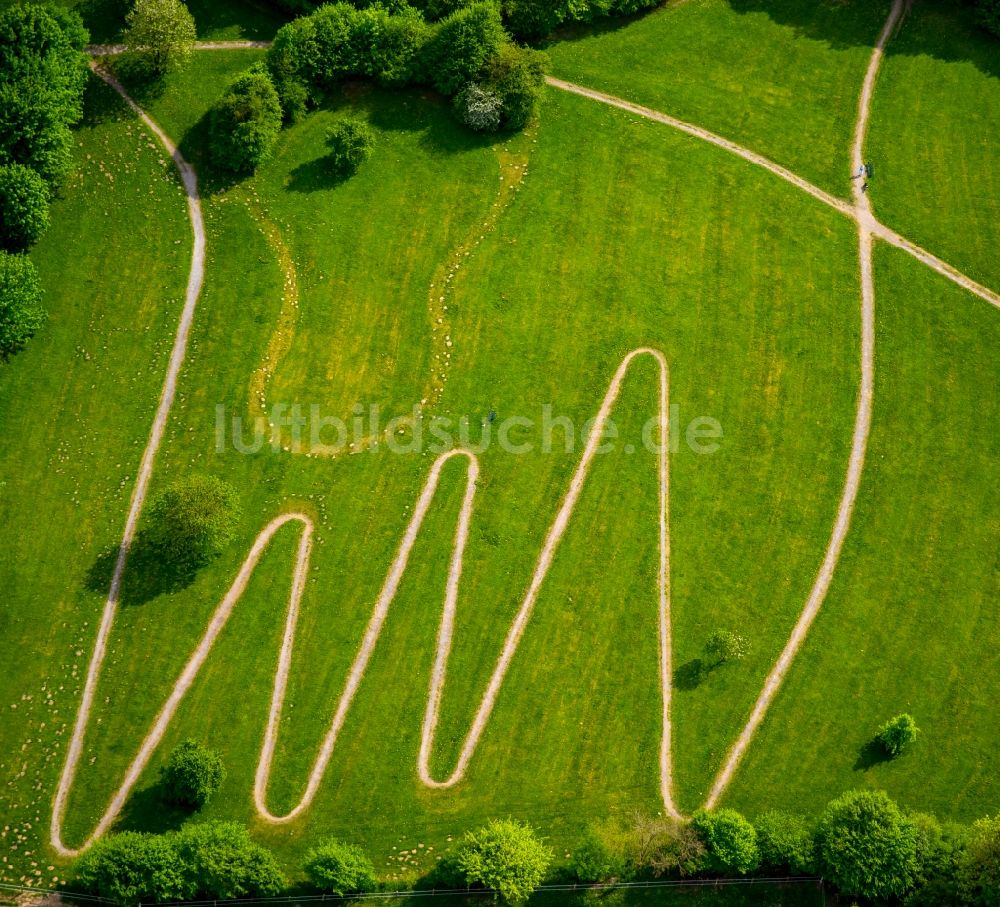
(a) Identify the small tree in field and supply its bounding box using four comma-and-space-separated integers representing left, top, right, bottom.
144, 475, 240, 567
209, 64, 282, 174
123, 0, 196, 76
455, 819, 552, 904
0, 250, 45, 358
878, 713, 919, 757
0, 163, 50, 251
325, 119, 375, 176
704, 628, 749, 665
303, 839, 375, 895
161, 740, 225, 809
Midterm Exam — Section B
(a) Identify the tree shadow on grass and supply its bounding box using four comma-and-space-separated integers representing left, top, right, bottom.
86, 537, 197, 607
674, 658, 708, 691
853, 738, 893, 772
285, 155, 353, 193
115, 783, 191, 835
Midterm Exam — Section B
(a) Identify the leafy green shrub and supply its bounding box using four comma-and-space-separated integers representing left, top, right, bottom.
704, 628, 749, 665
173, 822, 285, 899
209, 64, 283, 174
501, 0, 569, 39
303, 839, 376, 895
691, 809, 759, 875
325, 118, 376, 176
480, 42, 546, 131
123, 0, 197, 76
0, 163, 49, 251
816, 789, 918, 901
570, 824, 627, 882
0, 5, 87, 188
455, 819, 552, 904
76, 823, 284, 904
957, 815, 1000, 905
878, 713, 919, 757
160, 740, 225, 810
311, 3, 363, 85
355, 5, 432, 87
0, 250, 45, 358
144, 475, 241, 567
75, 831, 186, 905
753, 811, 814, 874
423, 2, 507, 96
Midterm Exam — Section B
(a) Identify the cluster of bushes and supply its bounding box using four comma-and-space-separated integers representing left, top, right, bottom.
77, 818, 552, 906
262, 0, 660, 41
269, 2, 547, 128
209, 2, 546, 175
569, 792, 1000, 905
0, 4, 89, 359
76, 821, 285, 904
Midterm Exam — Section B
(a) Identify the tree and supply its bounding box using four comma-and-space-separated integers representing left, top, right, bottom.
0, 251, 45, 358
878, 713, 919, 757
355, 5, 431, 87
570, 824, 627, 882
0, 163, 49, 251
424, 2, 508, 97
480, 42, 546, 131
209, 64, 283, 174
143, 475, 241, 567
325, 119, 376, 176
75, 831, 187, 905
0, 4, 88, 126
501, 0, 570, 40
753, 810, 815, 874
173, 821, 285, 899
455, 819, 552, 904
816, 789, 918, 901
957, 815, 1000, 905
123, 0, 197, 76
0, 81, 75, 187
303, 839, 376, 895
691, 809, 760, 875
160, 740, 225, 810
454, 82, 503, 132
704, 628, 749, 665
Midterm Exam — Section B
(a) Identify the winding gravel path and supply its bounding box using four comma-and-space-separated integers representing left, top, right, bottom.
54, 13, 1000, 855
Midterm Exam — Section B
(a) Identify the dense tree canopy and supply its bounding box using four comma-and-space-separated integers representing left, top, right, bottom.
0, 251, 45, 358
0, 163, 50, 252
123, 0, 197, 76
144, 475, 241, 566
303, 839, 376, 895
692, 809, 760, 875
753, 811, 815, 875
160, 740, 226, 810
816, 789, 918, 901
455, 819, 552, 904
209, 64, 283, 174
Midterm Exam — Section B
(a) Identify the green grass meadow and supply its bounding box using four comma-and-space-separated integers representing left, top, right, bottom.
0, 0, 997, 898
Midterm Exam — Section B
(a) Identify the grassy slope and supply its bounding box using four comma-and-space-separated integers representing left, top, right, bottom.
727, 242, 1000, 821
41, 61, 861, 880
868, 0, 1000, 291
0, 78, 190, 888
545, 0, 891, 198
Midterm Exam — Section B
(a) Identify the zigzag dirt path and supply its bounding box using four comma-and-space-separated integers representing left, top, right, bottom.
56, 16, 1000, 856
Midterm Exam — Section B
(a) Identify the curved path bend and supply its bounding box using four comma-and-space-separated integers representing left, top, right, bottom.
56, 7, 999, 856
